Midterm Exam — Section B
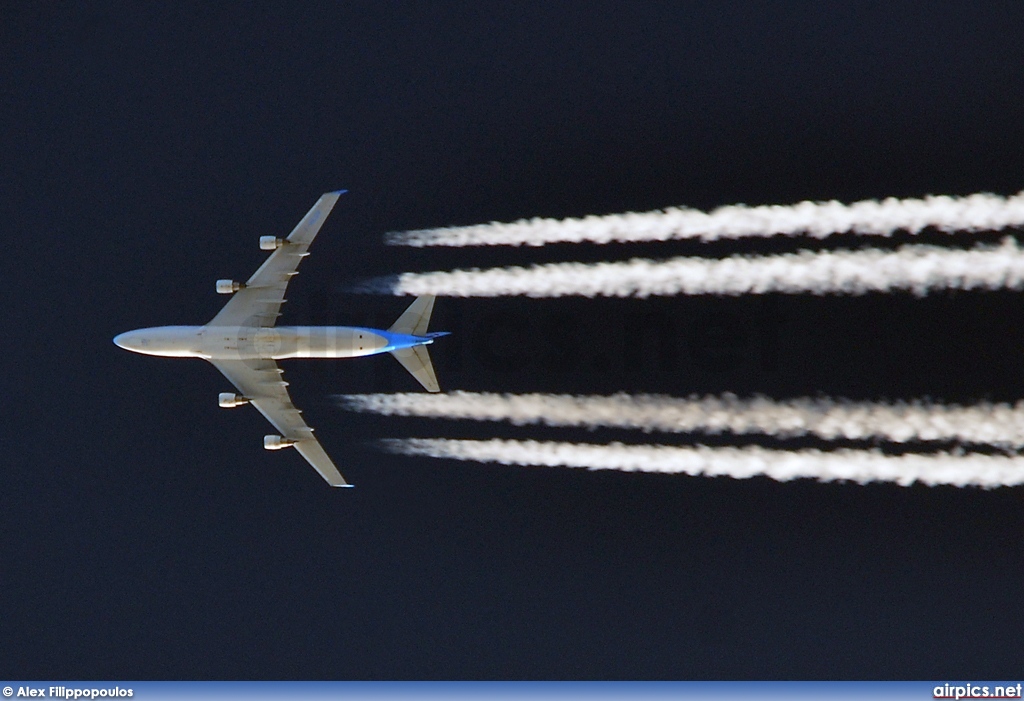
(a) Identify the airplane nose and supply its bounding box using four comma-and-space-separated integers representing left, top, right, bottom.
113, 332, 132, 350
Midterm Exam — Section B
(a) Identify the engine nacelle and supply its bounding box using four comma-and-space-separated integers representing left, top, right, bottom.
264, 434, 296, 450
216, 279, 245, 294
218, 392, 249, 408
260, 236, 286, 250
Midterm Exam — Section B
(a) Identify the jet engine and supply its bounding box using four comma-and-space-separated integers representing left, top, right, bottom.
216, 279, 245, 294
264, 435, 296, 450
260, 236, 286, 250
218, 392, 249, 408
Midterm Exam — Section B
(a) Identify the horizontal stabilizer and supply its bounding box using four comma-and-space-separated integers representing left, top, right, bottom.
390, 345, 440, 393
389, 295, 435, 336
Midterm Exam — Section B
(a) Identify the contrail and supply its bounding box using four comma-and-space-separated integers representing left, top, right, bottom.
387, 191, 1024, 247
380, 438, 1024, 488
339, 392, 1024, 449
380, 238, 1024, 297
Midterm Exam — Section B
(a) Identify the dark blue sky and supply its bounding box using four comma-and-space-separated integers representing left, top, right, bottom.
4, 1, 1024, 679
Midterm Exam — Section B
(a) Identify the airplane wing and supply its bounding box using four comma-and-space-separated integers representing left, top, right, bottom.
209, 190, 346, 328
209, 358, 351, 487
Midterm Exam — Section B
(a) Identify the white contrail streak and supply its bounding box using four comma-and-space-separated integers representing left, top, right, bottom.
381, 438, 1024, 488
385, 239, 1024, 297
387, 191, 1024, 247
340, 392, 1024, 449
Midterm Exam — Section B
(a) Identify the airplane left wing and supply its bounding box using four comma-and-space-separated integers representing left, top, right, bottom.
209, 358, 350, 487
209, 191, 346, 328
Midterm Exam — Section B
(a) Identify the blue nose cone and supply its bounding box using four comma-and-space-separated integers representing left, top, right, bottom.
113, 332, 130, 349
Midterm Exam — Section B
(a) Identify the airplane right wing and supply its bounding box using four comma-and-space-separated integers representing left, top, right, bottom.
209, 358, 350, 487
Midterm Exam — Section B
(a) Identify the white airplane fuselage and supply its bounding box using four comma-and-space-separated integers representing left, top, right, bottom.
114, 325, 441, 360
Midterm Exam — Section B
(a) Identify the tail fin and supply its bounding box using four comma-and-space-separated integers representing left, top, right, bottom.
388, 295, 435, 336
390, 345, 440, 392
388, 295, 442, 392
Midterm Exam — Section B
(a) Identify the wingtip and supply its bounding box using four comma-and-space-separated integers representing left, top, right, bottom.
328, 189, 348, 196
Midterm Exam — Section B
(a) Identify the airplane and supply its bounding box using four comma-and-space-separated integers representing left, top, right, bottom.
113, 190, 447, 487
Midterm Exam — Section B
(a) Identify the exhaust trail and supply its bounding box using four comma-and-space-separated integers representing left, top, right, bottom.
378, 238, 1024, 298
340, 392, 1024, 449
387, 191, 1024, 247
381, 438, 1024, 488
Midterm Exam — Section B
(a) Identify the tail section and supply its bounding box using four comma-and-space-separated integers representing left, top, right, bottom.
390, 345, 440, 392
388, 295, 435, 336
388, 295, 443, 392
